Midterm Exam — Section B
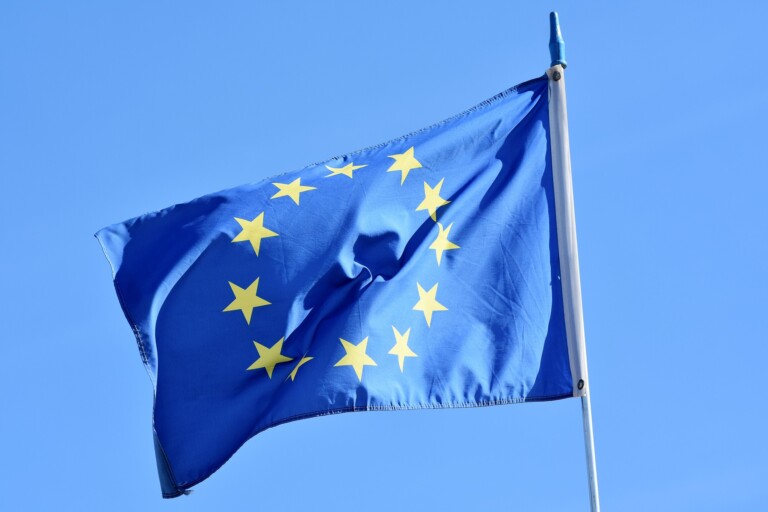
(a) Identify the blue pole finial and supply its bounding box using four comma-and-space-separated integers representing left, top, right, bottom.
549, 11, 567, 68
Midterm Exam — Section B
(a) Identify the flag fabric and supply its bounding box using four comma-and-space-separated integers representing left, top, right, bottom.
97, 74, 577, 497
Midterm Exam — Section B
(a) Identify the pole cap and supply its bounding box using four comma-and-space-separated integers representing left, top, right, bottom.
549, 12, 567, 68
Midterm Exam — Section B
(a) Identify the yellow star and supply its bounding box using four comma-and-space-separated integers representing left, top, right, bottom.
429, 222, 460, 265
288, 356, 314, 381
231, 213, 278, 256
324, 162, 367, 178
388, 326, 417, 372
334, 336, 377, 381
387, 146, 422, 185
413, 282, 447, 327
222, 278, 271, 324
271, 178, 316, 205
247, 337, 293, 378
415, 178, 450, 221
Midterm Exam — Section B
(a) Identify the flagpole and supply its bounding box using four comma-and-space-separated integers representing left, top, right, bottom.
546, 12, 601, 512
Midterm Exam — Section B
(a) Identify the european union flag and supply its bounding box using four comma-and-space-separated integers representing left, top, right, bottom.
97, 74, 580, 497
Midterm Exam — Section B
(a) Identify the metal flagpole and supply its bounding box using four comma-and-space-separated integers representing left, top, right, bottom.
546, 12, 601, 512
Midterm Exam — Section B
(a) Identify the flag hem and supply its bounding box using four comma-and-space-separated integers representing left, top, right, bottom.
94, 232, 157, 386
546, 66, 588, 397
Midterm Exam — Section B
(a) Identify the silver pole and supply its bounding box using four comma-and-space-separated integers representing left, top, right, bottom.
581, 392, 600, 512
547, 62, 601, 512
547, 12, 601, 512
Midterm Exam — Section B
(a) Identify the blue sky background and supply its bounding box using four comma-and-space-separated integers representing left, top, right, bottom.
1, 2, 767, 510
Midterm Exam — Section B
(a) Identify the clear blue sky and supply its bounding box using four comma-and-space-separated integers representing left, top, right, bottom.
1, 2, 766, 510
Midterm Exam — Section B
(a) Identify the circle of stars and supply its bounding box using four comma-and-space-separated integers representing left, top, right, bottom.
221, 145, 461, 385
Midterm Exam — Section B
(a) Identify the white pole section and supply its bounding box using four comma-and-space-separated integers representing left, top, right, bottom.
547, 64, 601, 512
581, 389, 600, 512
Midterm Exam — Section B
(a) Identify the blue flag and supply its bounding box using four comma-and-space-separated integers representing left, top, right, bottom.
97, 74, 578, 497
